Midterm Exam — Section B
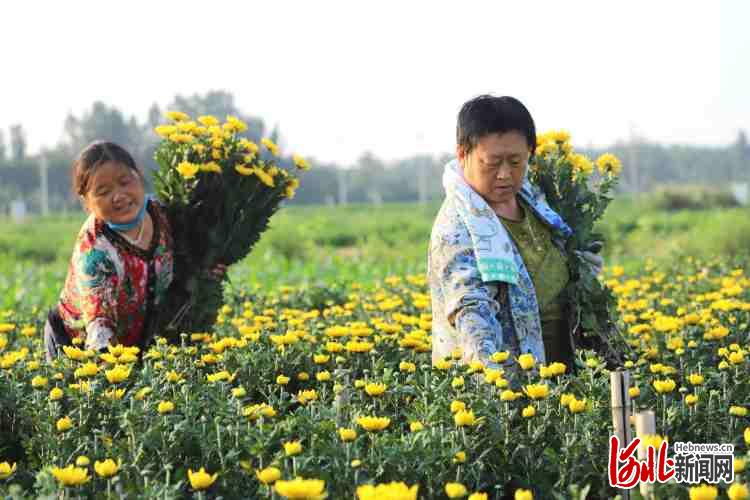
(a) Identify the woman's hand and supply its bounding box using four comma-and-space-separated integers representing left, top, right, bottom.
206, 262, 227, 281
580, 251, 603, 276
574, 250, 603, 276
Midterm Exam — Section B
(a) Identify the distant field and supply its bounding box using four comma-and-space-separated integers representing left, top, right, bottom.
1, 196, 749, 311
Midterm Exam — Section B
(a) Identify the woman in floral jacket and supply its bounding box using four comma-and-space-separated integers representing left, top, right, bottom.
44, 141, 224, 360
428, 95, 601, 377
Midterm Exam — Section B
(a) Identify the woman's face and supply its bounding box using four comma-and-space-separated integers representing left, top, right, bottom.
83, 161, 145, 224
459, 131, 530, 206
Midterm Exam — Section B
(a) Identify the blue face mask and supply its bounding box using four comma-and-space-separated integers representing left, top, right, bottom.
106, 194, 151, 232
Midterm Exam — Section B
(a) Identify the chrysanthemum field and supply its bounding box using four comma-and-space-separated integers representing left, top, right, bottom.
1, 253, 749, 499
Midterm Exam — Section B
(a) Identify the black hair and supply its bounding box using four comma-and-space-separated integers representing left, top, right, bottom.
456, 95, 536, 156
72, 141, 142, 196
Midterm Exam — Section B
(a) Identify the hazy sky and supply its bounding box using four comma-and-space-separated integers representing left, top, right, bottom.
1, 1, 747, 165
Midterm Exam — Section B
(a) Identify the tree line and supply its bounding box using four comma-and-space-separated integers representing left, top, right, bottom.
0, 91, 748, 214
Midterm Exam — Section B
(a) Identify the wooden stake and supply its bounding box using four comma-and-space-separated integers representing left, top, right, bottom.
610, 370, 632, 500
635, 410, 657, 500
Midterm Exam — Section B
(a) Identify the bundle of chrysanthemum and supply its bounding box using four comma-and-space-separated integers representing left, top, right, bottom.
528, 130, 628, 366
150, 111, 308, 339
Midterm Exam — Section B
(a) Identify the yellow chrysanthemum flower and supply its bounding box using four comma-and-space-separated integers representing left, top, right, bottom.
74, 361, 99, 378
500, 390, 522, 402
523, 384, 549, 400
154, 125, 178, 138
445, 482, 468, 498
292, 154, 311, 170
569, 398, 587, 413
595, 153, 622, 176
338, 428, 357, 442
256, 466, 281, 484
165, 111, 190, 122
548, 130, 571, 143
727, 483, 749, 500
188, 467, 218, 491
515, 489, 534, 500
176, 161, 200, 179
730, 406, 748, 417
688, 484, 718, 500
285, 178, 300, 199
0, 462, 16, 480
51, 464, 90, 486
261, 138, 280, 157
224, 115, 248, 133
454, 409, 477, 427
198, 115, 219, 127
49, 387, 64, 401
103, 388, 126, 400
652, 379, 677, 394
56, 416, 73, 432
357, 482, 419, 500
491, 351, 510, 363
469, 493, 489, 500
274, 477, 326, 499
450, 400, 467, 413
135, 387, 152, 400
641, 434, 667, 450
200, 162, 222, 174
157, 401, 175, 414
254, 168, 276, 188
356, 416, 391, 432
169, 133, 195, 144
297, 389, 318, 405
284, 440, 303, 456
31, 375, 48, 389
94, 459, 119, 478
517, 354, 535, 370
105, 364, 131, 384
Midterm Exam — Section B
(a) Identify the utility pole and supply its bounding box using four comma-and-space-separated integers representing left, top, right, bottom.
337, 167, 348, 206
40, 149, 49, 216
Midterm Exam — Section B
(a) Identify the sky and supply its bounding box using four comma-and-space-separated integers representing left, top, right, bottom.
1, 1, 747, 165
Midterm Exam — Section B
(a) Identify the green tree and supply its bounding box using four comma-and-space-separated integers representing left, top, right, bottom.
167, 90, 265, 141
63, 101, 141, 153
0, 129, 6, 162
9, 124, 26, 162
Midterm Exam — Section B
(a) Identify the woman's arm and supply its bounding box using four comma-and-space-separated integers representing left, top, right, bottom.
74, 247, 120, 351
438, 244, 506, 370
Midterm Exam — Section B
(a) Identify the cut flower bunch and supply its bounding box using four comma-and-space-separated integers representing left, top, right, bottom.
529, 131, 628, 366
151, 111, 309, 338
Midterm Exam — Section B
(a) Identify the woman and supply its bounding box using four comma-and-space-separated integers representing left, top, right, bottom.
44, 141, 225, 360
428, 95, 601, 377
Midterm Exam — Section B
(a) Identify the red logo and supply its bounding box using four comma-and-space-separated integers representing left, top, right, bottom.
608, 435, 675, 488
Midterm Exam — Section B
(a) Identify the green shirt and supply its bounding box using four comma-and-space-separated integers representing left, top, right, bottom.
499, 199, 572, 363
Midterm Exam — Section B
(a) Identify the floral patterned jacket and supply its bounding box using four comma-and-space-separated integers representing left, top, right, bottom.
57, 199, 174, 351
428, 172, 572, 372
